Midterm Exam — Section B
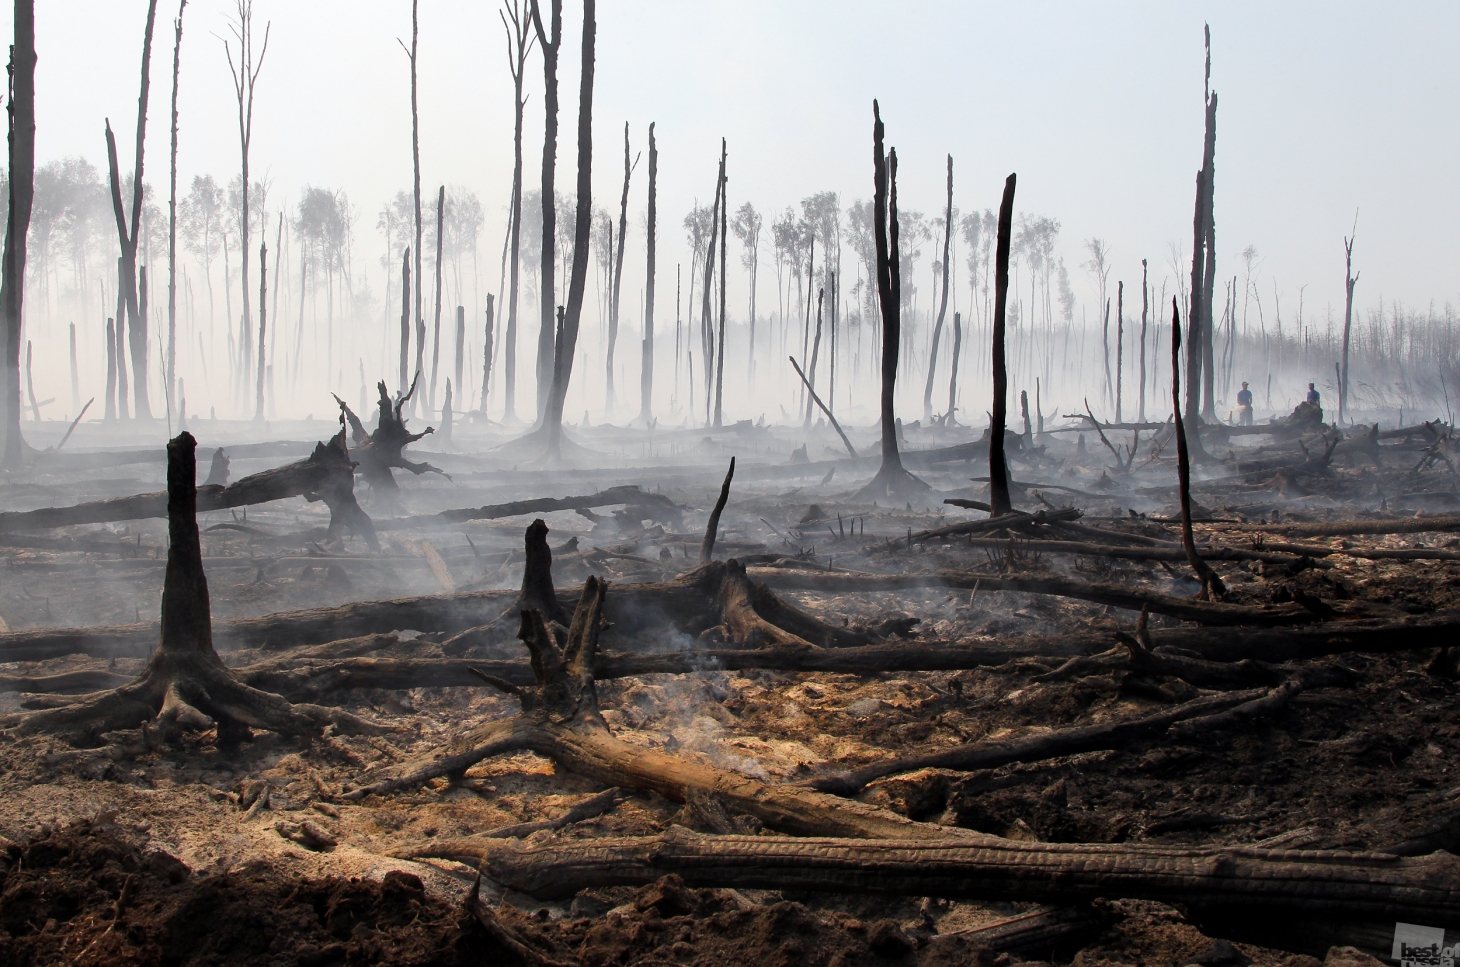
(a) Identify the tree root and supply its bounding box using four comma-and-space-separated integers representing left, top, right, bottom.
0, 433, 388, 746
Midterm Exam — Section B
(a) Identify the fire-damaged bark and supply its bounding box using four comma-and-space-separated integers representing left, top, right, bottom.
461, 826, 1460, 929
355, 576, 978, 844
0, 433, 387, 745
336, 377, 446, 493
0, 428, 376, 549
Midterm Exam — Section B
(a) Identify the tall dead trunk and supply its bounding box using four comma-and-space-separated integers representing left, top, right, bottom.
69, 323, 79, 413
407, 0, 423, 414
254, 239, 266, 420
541, 0, 594, 459
429, 184, 444, 410
1115, 280, 1124, 423
988, 173, 1016, 517
226, 0, 267, 422
500, 0, 531, 424
1184, 167, 1207, 460
398, 251, 411, 393
1, 0, 36, 467
1341, 229, 1358, 423
481, 295, 494, 415
714, 145, 728, 428
853, 102, 925, 502
167, 1, 186, 420
114, 258, 129, 419
454, 303, 465, 406
945, 310, 962, 425
923, 154, 953, 423
802, 289, 824, 428
530, 0, 561, 425
1138, 259, 1148, 422
1200, 28, 1218, 421
607, 122, 633, 412
1172, 298, 1224, 601
639, 122, 656, 426
700, 147, 723, 428
105, 319, 117, 421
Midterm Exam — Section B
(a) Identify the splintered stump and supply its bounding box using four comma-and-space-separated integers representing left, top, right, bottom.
356, 576, 973, 844
1, 432, 387, 745
337, 376, 446, 493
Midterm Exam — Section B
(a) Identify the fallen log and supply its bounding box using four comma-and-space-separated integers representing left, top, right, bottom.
359, 577, 983, 844
1215, 515, 1460, 538
375, 484, 684, 531
952, 536, 1333, 568
911, 508, 1080, 544
0, 429, 376, 549
749, 567, 1327, 626
461, 825, 1460, 925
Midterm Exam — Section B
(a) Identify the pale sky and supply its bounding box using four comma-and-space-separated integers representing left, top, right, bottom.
15, 0, 1460, 420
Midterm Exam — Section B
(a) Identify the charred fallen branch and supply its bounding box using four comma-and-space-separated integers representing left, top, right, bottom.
0, 428, 376, 549
466, 825, 1460, 926
0, 433, 386, 745
359, 576, 976, 843
376, 484, 684, 531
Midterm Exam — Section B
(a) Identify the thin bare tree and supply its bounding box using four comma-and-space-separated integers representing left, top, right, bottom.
923, 154, 953, 423
1, 0, 35, 467
854, 101, 925, 502
606, 123, 637, 412
223, 0, 268, 419
499, 0, 534, 422
988, 174, 1017, 517
639, 122, 656, 426
1340, 217, 1359, 423
167, 0, 187, 418
106, 0, 160, 421
398, 0, 424, 413
530, 0, 562, 425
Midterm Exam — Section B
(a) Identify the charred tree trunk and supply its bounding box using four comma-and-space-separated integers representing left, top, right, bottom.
398, 250, 410, 393
1138, 259, 1148, 423
530, 0, 561, 425
1172, 299, 1225, 600
254, 239, 266, 420
988, 173, 1017, 516
166, 1, 185, 420
1200, 31, 1218, 422
1, 0, 35, 467
454, 304, 465, 411
2, 432, 384, 743
480, 297, 494, 416
607, 123, 633, 412
540, 0, 595, 460
713, 142, 728, 428
946, 311, 962, 425
104, 320, 117, 421
500, 5, 531, 423
1341, 230, 1358, 423
407, 0, 423, 416
429, 184, 444, 411
854, 102, 925, 501
1115, 280, 1124, 424
639, 122, 656, 426
700, 146, 723, 429
923, 154, 953, 423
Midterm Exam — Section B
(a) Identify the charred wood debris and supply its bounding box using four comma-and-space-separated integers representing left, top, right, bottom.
0, 401, 1459, 965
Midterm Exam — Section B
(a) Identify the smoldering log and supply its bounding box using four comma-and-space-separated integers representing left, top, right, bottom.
375, 484, 684, 531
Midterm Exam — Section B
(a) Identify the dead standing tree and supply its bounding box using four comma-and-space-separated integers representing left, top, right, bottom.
922, 154, 953, 423
1, 432, 386, 746
166, 1, 187, 418
1340, 218, 1358, 423
638, 122, 657, 426
499, 0, 534, 423
1172, 298, 1225, 601
987, 174, 1017, 516
105, 0, 159, 423
224, 0, 268, 420
530, 0, 562, 425
853, 102, 926, 502
1, 0, 35, 468
606, 123, 637, 412
429, 184, 444, 410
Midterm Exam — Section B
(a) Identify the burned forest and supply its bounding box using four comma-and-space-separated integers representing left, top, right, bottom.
2, 3, 1460, 966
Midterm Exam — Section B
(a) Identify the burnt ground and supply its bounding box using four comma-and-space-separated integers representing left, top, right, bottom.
0, 414, 1457, 966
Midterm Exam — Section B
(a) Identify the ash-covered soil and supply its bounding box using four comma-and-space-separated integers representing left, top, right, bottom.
2, 416, 1458, 965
